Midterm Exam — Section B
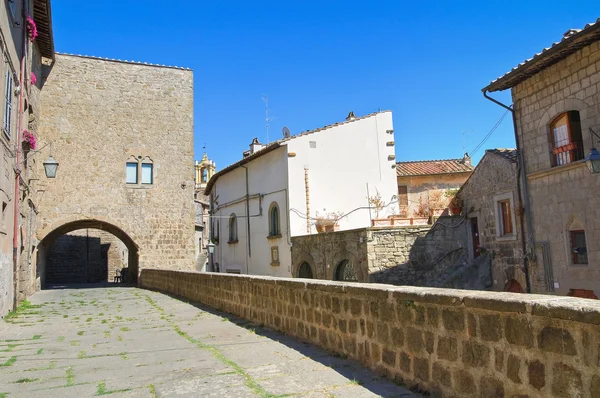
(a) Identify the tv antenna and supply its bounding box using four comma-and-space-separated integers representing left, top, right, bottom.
262, 95, 272, 143
282, 126, 291, 139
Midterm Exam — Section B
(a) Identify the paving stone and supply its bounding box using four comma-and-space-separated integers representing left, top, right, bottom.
0, 287, 420, 397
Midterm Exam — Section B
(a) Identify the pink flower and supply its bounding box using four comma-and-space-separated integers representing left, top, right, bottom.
26, 16, 38, 42
30, 72, 36, 85
23, 130, 36, 150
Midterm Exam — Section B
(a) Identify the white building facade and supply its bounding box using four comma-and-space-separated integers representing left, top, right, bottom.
206, 111, 397, 277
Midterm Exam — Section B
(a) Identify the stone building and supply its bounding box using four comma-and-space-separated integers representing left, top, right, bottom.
395, 155, 473, 219
483, 19, 600, 297
34, 53, 196, 287
456, 149, 526, 292
193, 153, 214, 271
0, 0, 54, 316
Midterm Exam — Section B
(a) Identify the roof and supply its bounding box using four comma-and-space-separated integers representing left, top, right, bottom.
55, 53, 192, 71
483, 18, 600, 92
33, 0, 54, 60
396, 158, 474, 177
486, 148, 518, 164
204, 111, 390, 194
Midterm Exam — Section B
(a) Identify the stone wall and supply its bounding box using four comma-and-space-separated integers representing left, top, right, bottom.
36, 54, 196, 279
291, 218, 481, 289
45, 229, 127, 284
140, 270, 600, 397
512, 39, 600, 295
457, 151, 525, 292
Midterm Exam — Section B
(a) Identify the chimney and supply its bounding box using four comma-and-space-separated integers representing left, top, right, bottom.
346, 111, 356, 121
247, 137, 264, 156
461, 152, 472, 166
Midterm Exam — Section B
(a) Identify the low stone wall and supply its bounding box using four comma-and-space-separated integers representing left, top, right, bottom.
140, 269, 600, 397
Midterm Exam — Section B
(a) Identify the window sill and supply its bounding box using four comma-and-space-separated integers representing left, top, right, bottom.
270, 262, 280, 267
569, 263, 589, 267
267, 234, 282, 240
227, 240, 239, 244
126, 184, 153, 189
527, 160, 586, 181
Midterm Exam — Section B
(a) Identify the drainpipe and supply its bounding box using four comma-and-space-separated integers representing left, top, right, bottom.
240, 165, 251, 274
12, 3, 28, 309
483, 90, 532, 293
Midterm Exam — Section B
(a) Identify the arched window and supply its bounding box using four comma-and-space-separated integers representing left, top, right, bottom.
228, 214, 237, 243
550, 111, 583, 166
297, 262, 313, 279
268, 202, 280, 237
334, 259, 358, 282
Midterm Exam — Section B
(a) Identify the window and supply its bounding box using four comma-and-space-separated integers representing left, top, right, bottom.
494, 192, 516, 239
334, 260, 358, 282
297, 262, 313, 279
397, 186, 408, 205
228, 214, 237, 243
550, 111, 583, 166
3, 68, 13, 139
126, 162, 138, 184
141, 163, 153, 184
570, 230, 588, 265
7, 0, 17, 21
226, 269, 241, 274
268, 202, 281, 237
498, 200, 513, 235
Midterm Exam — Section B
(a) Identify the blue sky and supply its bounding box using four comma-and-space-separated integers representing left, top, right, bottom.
51, 1, 599, 169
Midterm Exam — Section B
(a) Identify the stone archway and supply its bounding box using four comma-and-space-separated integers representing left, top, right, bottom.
37, 219, 139, 287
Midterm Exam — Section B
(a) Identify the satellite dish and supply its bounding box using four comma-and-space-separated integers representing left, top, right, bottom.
282, 126, 291, 139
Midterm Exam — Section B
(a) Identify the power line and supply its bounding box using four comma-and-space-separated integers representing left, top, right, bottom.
470, 109, 510, 157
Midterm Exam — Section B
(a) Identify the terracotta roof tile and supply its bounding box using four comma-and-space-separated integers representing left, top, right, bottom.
396, 158, 474, 177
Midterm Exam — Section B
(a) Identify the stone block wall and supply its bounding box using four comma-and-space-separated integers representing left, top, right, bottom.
45, 229, 127, 284
512, 40, 600, 295
457, 151, 525, 292
36, 54, 196, 277
291, 219, 475, 289
140, 270, 600, 397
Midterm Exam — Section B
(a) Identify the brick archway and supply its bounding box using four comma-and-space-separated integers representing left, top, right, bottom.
37, 219, 139, 287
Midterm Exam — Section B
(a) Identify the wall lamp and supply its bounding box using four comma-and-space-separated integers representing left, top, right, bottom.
21, 141, 59, 178
584, 128, 600, 174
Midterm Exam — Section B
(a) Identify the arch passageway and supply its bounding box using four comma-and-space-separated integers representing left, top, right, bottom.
37, 219, 139, 287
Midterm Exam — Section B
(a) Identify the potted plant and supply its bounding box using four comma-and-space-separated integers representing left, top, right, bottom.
449, 195, 463, 215
22, 130, 36, 150
26, 16, 38, 42
315, 210, 341, 233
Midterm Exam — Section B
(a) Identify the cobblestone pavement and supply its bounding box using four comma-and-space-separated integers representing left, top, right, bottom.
0, 287, 419, 397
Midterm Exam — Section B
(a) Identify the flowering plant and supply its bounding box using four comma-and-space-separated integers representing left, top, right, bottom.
22, 130, 36, 150
30, 72, 36, 85
26, 16, 38, 42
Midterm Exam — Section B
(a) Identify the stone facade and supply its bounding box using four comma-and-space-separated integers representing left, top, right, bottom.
457, 150, 526, 292
141, 270, 600, 397
0, 0, 53, 316
35, 54, 196, 284
291, 218, 492, 290
508, 35, 600, 295
45, 229, 127, 284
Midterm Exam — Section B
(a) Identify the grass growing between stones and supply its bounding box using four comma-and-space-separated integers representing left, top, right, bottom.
14, 377, 38, 383
0, 356, 16, 367
0, 392, 7, 397
3, 300, 42, 323
139, 292, 290, 398
96, 381, 131, 396
36, 348, 43, 355
66, 367, 75, 386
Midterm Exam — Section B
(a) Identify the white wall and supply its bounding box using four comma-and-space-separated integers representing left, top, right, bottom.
286, 111, 397, 236
211, 147, 292, 277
